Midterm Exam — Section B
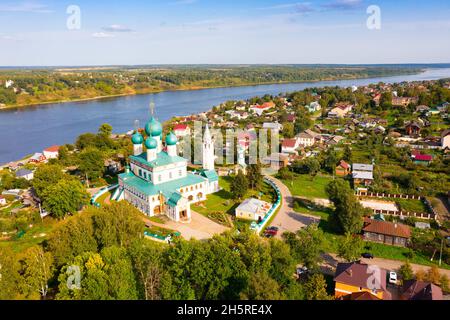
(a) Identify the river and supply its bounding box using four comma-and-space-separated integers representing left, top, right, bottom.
1, 67, 450, 165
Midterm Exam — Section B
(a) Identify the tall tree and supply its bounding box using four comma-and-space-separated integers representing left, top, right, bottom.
43, 179, 89, 219
32, 164, 66, 198
303, 273, 331, 300
78, 148, 105, 181
246, 163, 263, 190
337, 232, 364, 262
398, 261, 414, 282
230, 170, 249, 200
22, 246, 54, 299
0, 248, 21, 300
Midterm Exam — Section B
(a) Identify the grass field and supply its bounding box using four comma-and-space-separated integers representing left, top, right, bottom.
282, 174, 335, 199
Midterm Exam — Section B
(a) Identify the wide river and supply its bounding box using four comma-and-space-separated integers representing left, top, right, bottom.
1, 67, 450, 165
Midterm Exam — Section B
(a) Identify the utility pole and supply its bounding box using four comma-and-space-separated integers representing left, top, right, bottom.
439, 238, 444, 267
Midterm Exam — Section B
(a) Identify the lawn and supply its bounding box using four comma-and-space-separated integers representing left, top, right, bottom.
293, 198, 332, 220
96, 191, 112, 206
282, 174, 335, 199
395, 199, 429, 213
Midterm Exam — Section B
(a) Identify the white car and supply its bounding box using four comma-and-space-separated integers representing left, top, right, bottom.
389, 271, 398, 285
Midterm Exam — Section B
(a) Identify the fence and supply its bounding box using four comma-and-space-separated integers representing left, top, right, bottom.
356, 191, 437, 220
251, 177, 282, 234
90, 184, 119, 208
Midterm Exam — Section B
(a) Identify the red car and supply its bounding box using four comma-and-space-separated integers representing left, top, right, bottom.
264, 228, 278, 236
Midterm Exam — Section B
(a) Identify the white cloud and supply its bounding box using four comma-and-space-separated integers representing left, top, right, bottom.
170, 0, 198, 5
92, 32, 115, 38
102, 24, 135, 33
0, 1, 53, 13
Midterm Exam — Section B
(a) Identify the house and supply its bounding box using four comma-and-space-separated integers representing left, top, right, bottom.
306, 101, 321, 113
411, 150, 433, 165
263, 122, 283, 132
392, 96, 419, 107
15, 169, 34, 181
334, 262, 391, 300
328, 103, 353, 118
401, 280, 443, 300
362, 218, 411, 247
29, 153, 46, 163
43, 145, 60, 159
335, 160, 350, 176
339, 291, 381, 301
249, 102, 275, 116
262, 153, 289, 170
415, 105, 430, 113
235, 198, 272, 222
286, 114, 297, 122
0, 196, 6, 206
173, 124, 191, 138
352, 163, 374, 187
297, 132, 315, 147
405, 121, 422, 136
441, 129, 450, 150
281, 138, 300, 154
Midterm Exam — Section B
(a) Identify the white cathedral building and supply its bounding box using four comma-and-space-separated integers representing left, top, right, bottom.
114, 115, 219, 223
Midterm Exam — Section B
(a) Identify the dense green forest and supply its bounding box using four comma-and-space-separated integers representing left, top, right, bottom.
0, 65, 420, 108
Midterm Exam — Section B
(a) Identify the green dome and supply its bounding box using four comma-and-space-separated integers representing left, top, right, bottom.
166, 132, 178, 146
145, 138, 158, 150
131, 133, 144, 145
145, 117, 163, 137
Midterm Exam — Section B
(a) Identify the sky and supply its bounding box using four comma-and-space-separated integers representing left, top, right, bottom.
0, 0, 449, 66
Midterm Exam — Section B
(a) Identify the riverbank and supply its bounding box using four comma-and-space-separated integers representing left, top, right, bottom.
0, 71, 421, 111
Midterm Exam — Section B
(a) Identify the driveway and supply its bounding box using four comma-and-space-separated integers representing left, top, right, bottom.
144, 211, 229, 241
267, 176, 320, 238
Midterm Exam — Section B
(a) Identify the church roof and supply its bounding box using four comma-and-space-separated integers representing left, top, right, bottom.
200, 170, 219, 182
130, 151, 187, 169
167, 192, 183, 207
119, 171, 207, 199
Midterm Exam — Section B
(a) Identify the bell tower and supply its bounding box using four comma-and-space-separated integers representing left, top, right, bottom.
202, 124, 215, 171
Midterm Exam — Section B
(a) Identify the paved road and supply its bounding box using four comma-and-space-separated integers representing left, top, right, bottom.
267, 176, 320, 238
323, 253, 450, 278
144, 211, 229, 241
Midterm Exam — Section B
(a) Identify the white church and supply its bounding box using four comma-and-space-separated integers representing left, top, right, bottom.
114, 113, 219, 223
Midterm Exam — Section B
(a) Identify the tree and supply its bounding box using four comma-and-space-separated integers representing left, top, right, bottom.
47, 213, 98, 267
230, 170, 249, 200
43, 179, 89, 219
22, 246, 54, 299
78, 148, 105, 181
398, 261, 414, 282
338, 233, 364, 262
32, 164, 66, 198
92, 202, 144, 249
240, 272, 285, 300
246, 163, 263, 190
303, 273, 331, 300
323, 149, 338, 174
343, 145, 353, 162
98, 123, 113, 137
282, 122, 295, 138
380, 92, 393, 110
283, 224, 325, 270
128, 240, 165, 300
278, 167, 294, 180
326, 180, 368, 234
0, 248, 21, 300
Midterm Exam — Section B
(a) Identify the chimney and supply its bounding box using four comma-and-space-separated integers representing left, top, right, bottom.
395, 224, 398, 228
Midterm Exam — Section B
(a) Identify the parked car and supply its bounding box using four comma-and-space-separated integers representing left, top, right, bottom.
264, 229, 278, 236
266, 226, 279, 232
362, 253, 374, 259
296, 266, 309, 276
389, 272, 398, 285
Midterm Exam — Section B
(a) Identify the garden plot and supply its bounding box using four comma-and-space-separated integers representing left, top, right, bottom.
360, 199, 399, 212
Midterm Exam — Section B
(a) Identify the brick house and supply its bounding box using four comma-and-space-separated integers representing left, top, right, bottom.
362, 218, 411, 247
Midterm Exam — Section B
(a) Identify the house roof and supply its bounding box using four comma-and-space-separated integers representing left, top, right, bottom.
200, 170, 219, 182
414, 154, 433, 161
44, 145, 60, 153
362, 218, 411, 239
282, 139, 298, 148
130, 151, 187, 169
236, 198, 272, 215
334, 262, 388, 294
341, 291, 381, 301
173, 124, 188, 131
352, 163, 374, 172
401, 280, 443, 300
352, 171, 373, 180
16, 169, 33, 177
338, 160, 350, 169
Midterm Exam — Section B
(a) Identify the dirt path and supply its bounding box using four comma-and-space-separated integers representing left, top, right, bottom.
267, 176, 320, 238
143, 211, 229, 241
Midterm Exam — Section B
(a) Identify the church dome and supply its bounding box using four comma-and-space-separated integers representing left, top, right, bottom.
166, 132, 178, 146
145, 117, 163, 137
131, 133, 144, 145
145, 137, 158, 150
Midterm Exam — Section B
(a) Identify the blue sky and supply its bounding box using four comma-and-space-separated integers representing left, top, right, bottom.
0, 0, 449, 66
